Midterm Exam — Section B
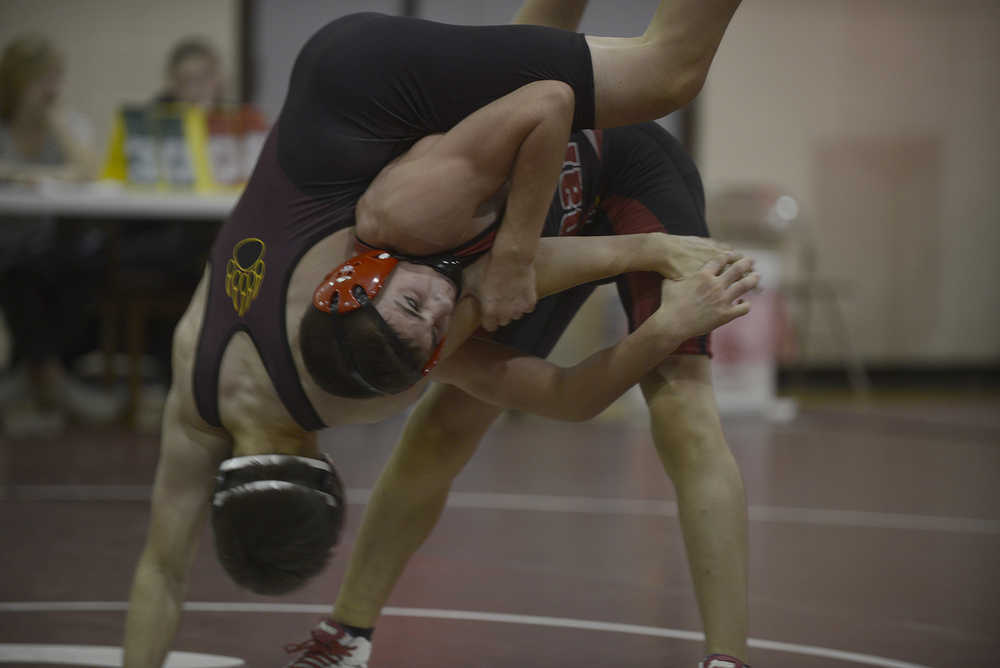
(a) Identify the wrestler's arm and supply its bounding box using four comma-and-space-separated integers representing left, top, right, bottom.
366, 80, 575, 332
464, 81, 574, 332
435, 322, 680, 422
123, 391, 229, 668
442, 232, 737, 357
436, 256, 758, 420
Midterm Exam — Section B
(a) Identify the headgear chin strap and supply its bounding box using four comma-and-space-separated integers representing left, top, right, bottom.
312, 249, 462, 395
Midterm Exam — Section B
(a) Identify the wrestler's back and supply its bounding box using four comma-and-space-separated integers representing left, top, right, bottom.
169, 269, 297, 451
171, 230, 426, 449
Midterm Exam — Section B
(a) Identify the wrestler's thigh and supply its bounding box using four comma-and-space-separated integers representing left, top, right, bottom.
586, 35, 694, 128
411, 382, 505, 445
598, 122, 709, 350
281, 14, 597, 182
316, 15, 597, 132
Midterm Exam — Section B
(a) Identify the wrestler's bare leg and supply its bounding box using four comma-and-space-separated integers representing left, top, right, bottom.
640, 355, 749, 660
332, 359, 749, 660
586, 0, 742, 127
331, 384, 503, 626
512, 0, 742, 127
511, 0, 589, 31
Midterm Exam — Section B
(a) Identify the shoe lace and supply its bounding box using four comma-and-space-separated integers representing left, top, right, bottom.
284, 625, 355, 659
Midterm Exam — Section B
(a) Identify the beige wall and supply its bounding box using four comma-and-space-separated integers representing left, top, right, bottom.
700, 0, 1000, 364
0, 0, 239, 157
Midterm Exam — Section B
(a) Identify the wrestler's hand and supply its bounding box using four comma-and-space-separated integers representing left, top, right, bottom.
651, 233, 738, 279
652, 255, 758, 339
476, 251, 538, 332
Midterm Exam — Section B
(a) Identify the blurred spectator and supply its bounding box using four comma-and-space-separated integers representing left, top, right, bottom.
0, 34, 121, 436
155, 37, 223, 109
0, 34, 99, 182
114, 37, 227, 388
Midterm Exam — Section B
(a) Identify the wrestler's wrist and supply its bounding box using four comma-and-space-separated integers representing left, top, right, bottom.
490, 240, 536, 269
634, 232, 673, 275
634, 314, 683, 359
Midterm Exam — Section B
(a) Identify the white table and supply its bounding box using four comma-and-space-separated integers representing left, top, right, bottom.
0, 182, 238, 220
0, 182, 239, 426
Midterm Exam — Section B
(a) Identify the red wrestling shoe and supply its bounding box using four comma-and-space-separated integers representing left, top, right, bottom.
700, 655, 752, 668
284, 620, 371, 667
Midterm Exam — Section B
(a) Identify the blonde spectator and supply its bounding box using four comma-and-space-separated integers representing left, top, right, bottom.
0, 34, 99, 181
0, 34, 118, 436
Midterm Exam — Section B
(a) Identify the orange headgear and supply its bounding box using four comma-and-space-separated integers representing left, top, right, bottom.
312, 249, 462, 395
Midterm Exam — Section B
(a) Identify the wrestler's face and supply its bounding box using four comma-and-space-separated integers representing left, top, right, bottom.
374, 262, 457, 357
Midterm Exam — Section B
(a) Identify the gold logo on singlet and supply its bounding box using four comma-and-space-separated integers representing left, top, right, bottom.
225, 238, 266, 316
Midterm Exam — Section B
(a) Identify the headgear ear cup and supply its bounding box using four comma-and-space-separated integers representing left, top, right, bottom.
216, 454, 338, 489
212, 454, 346, 594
